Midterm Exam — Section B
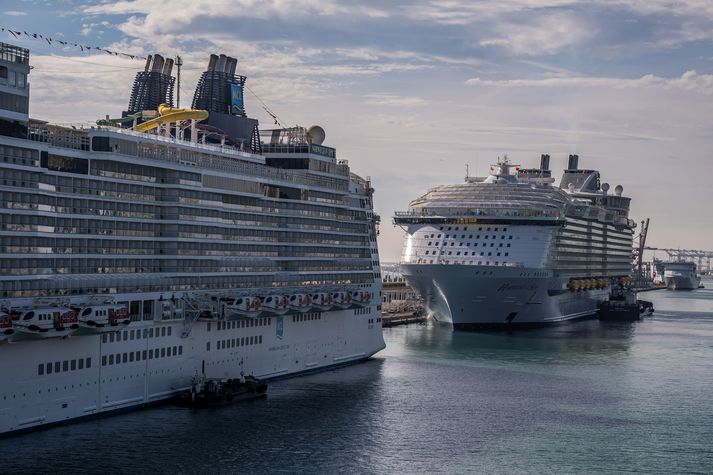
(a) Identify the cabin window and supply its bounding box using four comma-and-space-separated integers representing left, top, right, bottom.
109, 355, 114, 365
79, 359, 84, 369
38, 364, 44, 375
86, 358, 91, 368
161, 348, 166, 358
54, 362, 60, 373
23, 311, 34, 321
82, 308, 92, 317
102, 356, 107, 366
71, 360, 76, 371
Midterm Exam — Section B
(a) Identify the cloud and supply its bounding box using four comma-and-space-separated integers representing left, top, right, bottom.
3, 11, 27, 16
364, 93, 430, 107
465, 70, 713, 95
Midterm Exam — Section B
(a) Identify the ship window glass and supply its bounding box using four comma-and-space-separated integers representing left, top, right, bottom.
82, 308, 92, 317
507, 244, 511, 247
102, 334, 108, 343
179, 346, 183, 355
504, 228, 507, 232
259, 335, 262, 344
149, 329, 154, 338
509, 236, 513, 239
71, 360, 76, 371
38, 364, 44, 375
173, 346, 178, 355
129, 352, 134, 362
143, 350, 147, 359
168, 327, 172, 336
505, 253, 509, 256
79, 359, 84, 369
241, 337, 245, 346
437, 234, 441, 238
46, 363, 52, 374
136, 351, 141, 360
206, 342, 210, 351
162, 327, 166, 337
161, 348, 166, 358
53, 362, 60, 373
23, 311, 34, 320
109, 355, 114, 365
102, 355, 107, 366
130, 330, 134, 340
109, 333, 115, 343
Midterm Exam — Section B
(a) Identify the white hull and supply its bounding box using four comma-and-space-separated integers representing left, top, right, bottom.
401, 264, 608, 329
664, 275, 701, 290
0, 304, 384, 435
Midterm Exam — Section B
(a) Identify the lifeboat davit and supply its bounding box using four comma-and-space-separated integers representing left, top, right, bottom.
75, 304, 130, 332
14, 307, 79, 338
288, 294, 312, 312
311, 293, 333, 310
261, 295, 290, 315
225, 296, 262, 319
0, 313, 14, 342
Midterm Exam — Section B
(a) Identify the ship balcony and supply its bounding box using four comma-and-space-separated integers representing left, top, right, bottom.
393, 209, 564, 226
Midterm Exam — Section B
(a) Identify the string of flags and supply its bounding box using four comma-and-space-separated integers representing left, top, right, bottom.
1, 26, 147, 61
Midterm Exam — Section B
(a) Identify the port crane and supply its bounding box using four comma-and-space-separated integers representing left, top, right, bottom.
645, 247, 713, 274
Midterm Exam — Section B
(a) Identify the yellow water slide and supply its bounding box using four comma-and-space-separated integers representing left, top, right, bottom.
134, 103, 209, 133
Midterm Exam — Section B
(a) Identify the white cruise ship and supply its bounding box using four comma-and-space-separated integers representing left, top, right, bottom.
0, 43, 384, 435
663, 261, 701, 290
394, 154, 635, 330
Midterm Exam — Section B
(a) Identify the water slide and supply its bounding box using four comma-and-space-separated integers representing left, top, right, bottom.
134, 103, 209, 133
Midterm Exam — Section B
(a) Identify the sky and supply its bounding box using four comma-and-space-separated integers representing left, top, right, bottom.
2, 0, 713, 262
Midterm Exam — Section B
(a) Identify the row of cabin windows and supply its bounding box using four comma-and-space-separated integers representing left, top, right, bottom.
355, 307, 372, 315
427, 242, 513, 248
426, 251, 510, 257
213, 335, 262, 351
38, 358, 92, 375
427, 235, 513, 243
212, 318, 270, 331
292, 313, 321, 322
439, 226, 507, 232
101, 346, 183, 366
102, 326, 171, 343
368, 317, 382, 324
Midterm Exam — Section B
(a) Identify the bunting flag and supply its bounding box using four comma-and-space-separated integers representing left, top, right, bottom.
0, 26, 147, 61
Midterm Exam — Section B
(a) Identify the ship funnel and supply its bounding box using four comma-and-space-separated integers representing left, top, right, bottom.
540, 154, 550, 171
568, 154, 579, 170
151, 54, 165, 73
226, 57, 237, 77
216, 54, 227, 73
162, 57, 174, 76
208, 54, 218, 71
144, 55, 152, 72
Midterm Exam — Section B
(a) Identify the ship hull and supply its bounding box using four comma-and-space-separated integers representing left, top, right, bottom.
401, 264, 609, 330
0, 304, 384, 436
664, 275, 701, 290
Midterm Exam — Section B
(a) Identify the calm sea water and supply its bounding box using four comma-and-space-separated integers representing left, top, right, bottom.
5, 283, 713, 474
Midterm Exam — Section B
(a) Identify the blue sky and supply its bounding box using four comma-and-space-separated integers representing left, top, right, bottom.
3, 0, 713, 260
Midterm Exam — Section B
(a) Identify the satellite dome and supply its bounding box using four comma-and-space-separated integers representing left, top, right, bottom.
307, 125, 325, 145
614, 184, 624, 196
601, 183, 610, 192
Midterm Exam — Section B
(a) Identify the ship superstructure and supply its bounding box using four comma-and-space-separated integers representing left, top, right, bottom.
0, 43, 384, 435
394, 154, 635, 329
663, 261, 701, 290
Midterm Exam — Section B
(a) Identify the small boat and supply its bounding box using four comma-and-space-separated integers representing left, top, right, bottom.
332, 291, 353, 308
0, 313, 14, 342
14, 307, 79, 338
261, 295, 289, 314
175, 375, 267, 408
224, 296, 262, 318
76, 304, 131, 330
288, 293, 312, 311
311, 293, 333, 310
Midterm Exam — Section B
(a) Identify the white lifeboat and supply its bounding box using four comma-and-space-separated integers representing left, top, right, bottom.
225, 296, 262, 319
332, 291, 353, 308
77, 304, 131, 331
288, 294, 312, 312
14, 307, 79, 338
261, 295, 290, 315
0, 313, 14, 342
351, 291, 372, 305
311, 293, 333, 310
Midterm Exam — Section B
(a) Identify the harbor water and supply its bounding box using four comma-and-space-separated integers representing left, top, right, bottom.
5, 282, 713, 474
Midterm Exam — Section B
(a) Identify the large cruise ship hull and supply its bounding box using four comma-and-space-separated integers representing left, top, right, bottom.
0, 304, 384, 436
401, 264, 609, 330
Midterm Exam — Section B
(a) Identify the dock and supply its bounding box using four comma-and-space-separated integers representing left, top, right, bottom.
382, 309, 427, 327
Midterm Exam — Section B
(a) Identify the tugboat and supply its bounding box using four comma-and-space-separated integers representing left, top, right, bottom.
176, 375, 267, 408
599, 288, 655, 321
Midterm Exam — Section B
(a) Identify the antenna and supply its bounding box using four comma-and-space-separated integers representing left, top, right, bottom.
465, 163, 470, 181
175, 55, 183, 108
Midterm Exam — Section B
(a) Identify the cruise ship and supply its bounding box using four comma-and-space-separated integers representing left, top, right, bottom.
663, 261, 701, 290
394, 154, 635, 330
0, 43, 384, 435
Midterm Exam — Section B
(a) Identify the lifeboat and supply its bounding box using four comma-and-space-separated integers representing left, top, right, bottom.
567, 281, 577, 292
261, 295, 290, 315
76, 304, 130, 332
332, 291, 353, 308
225, 296, 262, 318
14, 307, 79, 338
288, 294, 312, 312
352, 291, 372, 305
311, 293, 333, 311
0, 313, 14, 342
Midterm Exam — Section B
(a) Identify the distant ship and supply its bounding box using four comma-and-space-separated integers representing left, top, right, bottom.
0, 43, 385, 435
663, 261, 701, 290
394, 154, 636, 330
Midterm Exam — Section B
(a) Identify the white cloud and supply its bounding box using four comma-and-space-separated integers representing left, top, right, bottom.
3, 11, 27, 16
364, 93, 430, 107
466, 70, 713, 95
